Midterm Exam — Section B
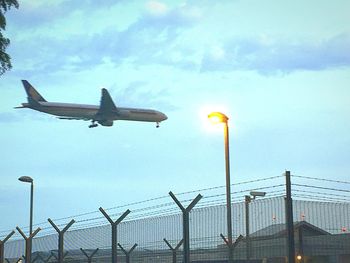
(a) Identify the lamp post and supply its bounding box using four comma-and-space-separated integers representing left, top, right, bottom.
18, 176, 34, 236
245, 191, 266, 262
208, 112, 233, 263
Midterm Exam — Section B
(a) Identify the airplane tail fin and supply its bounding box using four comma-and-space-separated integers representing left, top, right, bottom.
21, 80, 47, 104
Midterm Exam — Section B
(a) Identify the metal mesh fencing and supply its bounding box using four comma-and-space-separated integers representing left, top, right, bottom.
1, 174, 350, 263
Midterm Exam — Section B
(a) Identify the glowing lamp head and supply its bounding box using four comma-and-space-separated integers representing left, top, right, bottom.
208, 112, 229, 124
296, 255, 302, 261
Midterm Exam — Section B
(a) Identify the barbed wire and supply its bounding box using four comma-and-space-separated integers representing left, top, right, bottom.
292, 194, 350, 203
292, 189, 350, 200
292, 183, 350, 193
292, 174, 350, 185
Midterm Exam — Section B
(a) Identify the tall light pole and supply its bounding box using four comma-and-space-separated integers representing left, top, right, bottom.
18, 176, 34, 238
208, 112, 233, 262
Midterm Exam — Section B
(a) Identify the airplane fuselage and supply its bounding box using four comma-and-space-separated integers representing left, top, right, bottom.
21, 102, 167, 123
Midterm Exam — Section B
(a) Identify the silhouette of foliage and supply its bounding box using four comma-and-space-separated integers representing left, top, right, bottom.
0, 0, 19, 76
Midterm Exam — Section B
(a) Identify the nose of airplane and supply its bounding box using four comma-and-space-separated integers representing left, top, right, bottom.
161, 113, 168, 121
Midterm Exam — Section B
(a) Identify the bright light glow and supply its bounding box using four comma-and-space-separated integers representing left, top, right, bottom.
297, 255, 302, 260
199, 106, 227, 133
208, 112, 228, 124
209, 115, 222, 124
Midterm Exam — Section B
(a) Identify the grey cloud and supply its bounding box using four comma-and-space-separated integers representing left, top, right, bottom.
110, 81, 177, 112
8, 0, 125, 28
200, 33, 350, 74
10, 3, 200, 76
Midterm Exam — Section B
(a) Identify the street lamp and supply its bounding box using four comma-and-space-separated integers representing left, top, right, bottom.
208, 111, 233, 262
245, 191, 266, 262
18, 176, 34, 236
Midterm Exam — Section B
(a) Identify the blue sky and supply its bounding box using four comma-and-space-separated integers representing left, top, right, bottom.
1, 0, 350, 234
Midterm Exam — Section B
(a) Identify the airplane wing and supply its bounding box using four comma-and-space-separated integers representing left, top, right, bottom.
96, 88, 118, 116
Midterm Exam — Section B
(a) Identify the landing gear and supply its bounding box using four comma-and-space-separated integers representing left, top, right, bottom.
89, 121, 98, 128
156, 122, 160, 128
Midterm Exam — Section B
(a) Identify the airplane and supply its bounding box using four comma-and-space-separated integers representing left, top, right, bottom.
15, 80, 168, 128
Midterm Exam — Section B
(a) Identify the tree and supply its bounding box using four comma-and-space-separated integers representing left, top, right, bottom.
0, 0, 19, 76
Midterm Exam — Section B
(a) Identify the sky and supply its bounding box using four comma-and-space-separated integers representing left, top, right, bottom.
1, 0, 350, 234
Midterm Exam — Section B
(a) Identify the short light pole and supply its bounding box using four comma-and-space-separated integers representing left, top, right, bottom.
18, 176, 34, 236
208, 112, 233, 263
245, 191, 266, 262
18, 176, 34, 263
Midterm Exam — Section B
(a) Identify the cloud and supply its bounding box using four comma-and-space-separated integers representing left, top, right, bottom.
143, 1, 201, 28
200, 33, 350, 73
9, 2, 201, 76
110, 81, 177, 112
146, 1, 169, 16
8, 0, 124, 29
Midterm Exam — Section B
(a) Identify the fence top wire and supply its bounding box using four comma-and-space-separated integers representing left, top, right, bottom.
291, 175, 350, 203
293, 194, 350, 203
293, 189, 350, 200
291, 174, 350, 185
292, 183, 350, 193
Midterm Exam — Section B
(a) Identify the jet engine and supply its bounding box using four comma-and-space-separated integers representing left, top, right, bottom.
98, 120, 114, 126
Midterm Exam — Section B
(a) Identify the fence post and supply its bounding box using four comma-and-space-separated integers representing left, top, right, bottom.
47, 218, 75, 263
245, 195, 251, 262
169, 191, 202, 263
285, 171, 295, 263
117, 243, 137, 263
80, 248, 99, 263
0, 231, 15, 263
163, 238, 183, 263
16, 227, 40, 263
99, 207, 130, 263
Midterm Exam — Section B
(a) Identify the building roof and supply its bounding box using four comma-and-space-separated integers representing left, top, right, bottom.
250, 221, 330, 239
